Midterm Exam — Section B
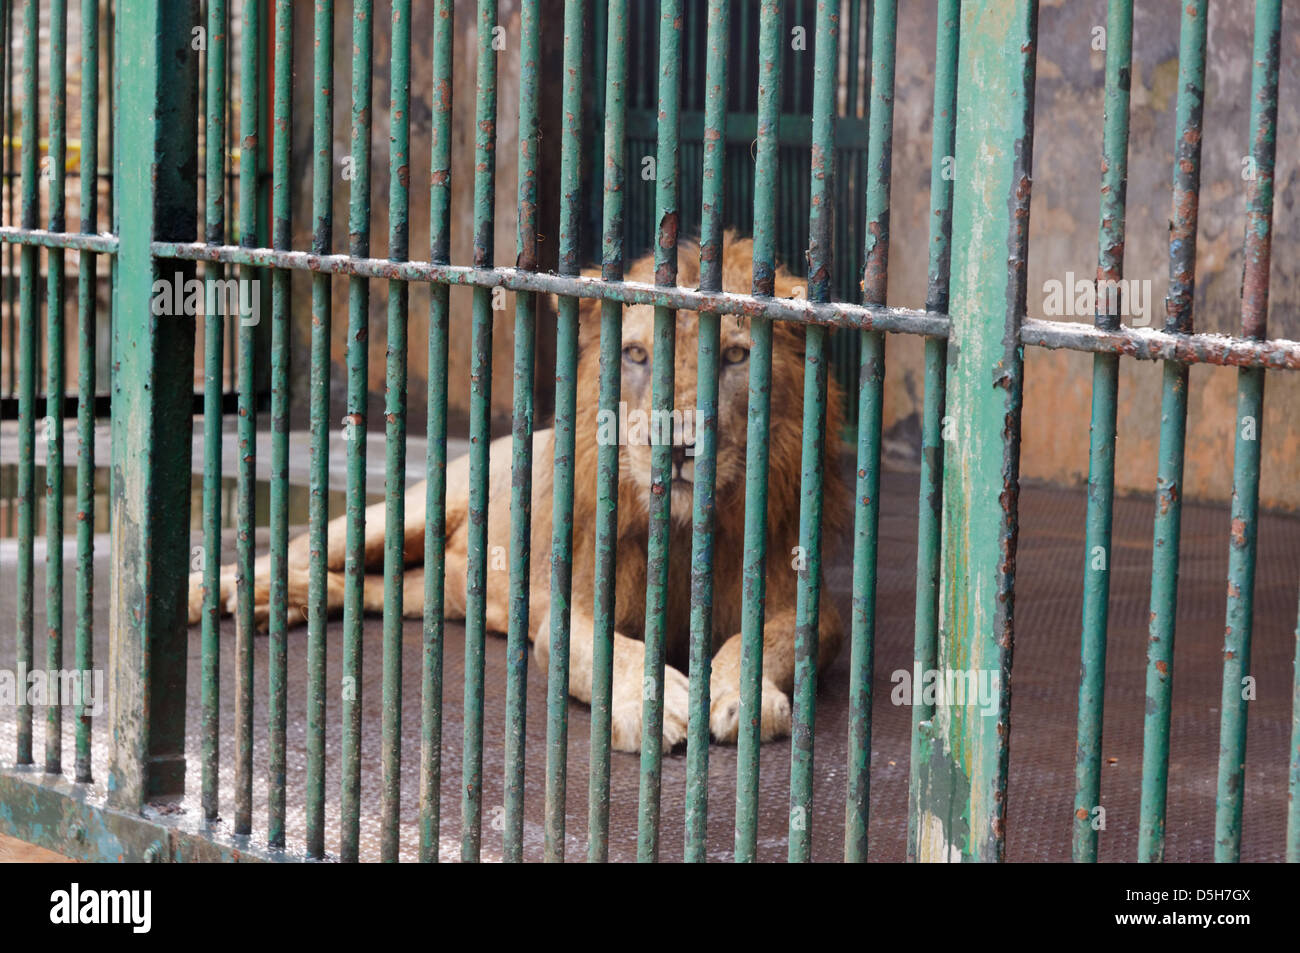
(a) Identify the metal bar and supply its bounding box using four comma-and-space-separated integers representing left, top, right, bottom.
340, 0, 373, 864
44, 0, 69, 776
542, 0, 584, 863
636, 0, 682, 864
74, 0, 101, 786
462, 0, 498, 864
1291, 587, 1300, 862
684, 0, 729, 864
267, 0, 293, 853
505, 0, 540, 865
1214, 0, 1280, 864
916, 0, 1037, 863
305, 0, 333, 861
379, 0, 411, 867
842, 0, 894, 864
589, 0, 627, 864
0, 228, 119, 251
15, 0, 38, 769
233, 0, 261, 838
1072, 0, 1132, 865
905, 0, 958, 864
788, 0, 841, 864
733, 0, 782, 864
109, 0, 197, 810
200, 0, 228, 827
1139, 0, 1207, 865
420, 0, 453, 865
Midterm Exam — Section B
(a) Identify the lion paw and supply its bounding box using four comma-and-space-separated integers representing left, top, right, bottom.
610, 663, 690, 754
709, 676, 791, 744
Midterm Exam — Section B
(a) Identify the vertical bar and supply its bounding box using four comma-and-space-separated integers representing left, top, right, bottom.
1139, 0, 1207, 864
233, 0, 261, 837
341, 0, 374, 863
266, 0, 293, 852
636, 0, 682, 864
788, 0, 840, 864
542, 0, 584, 863
505, 0, 539, 864
904, 0, 959, 864
684, 0, 729, 864
420, 0, 453, 865
842, 0, 895, 864
1072, 0, 1132, 865
379, 0, 411, 866
305, 0, 333, 861
462, 0, 498, 863
45, 0, 69, 776
589, 0, 626, 864
74, 0, 101, 785
200, 0, 228, 825
1214, 0, 1280, 864
109, 0, 197, 811
1291, 587, 1300, 862
14, 0, 37, 769
915, 0, 1037, 863
733, 0, 783, 865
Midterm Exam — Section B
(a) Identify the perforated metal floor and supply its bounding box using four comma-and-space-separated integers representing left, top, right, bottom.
2, 468, 1296, 861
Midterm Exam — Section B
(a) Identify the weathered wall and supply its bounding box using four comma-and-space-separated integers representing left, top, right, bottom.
283, 0, 1299, 510
883, 0, 1299, 510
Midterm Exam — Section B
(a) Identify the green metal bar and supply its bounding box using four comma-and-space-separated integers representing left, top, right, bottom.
1215, 0, 1280, 864
234, 0, 261, 837
589, 0, 627, 864
636, 0, 682, 864
787, 0, 839, 864
200, 0, 228, 826
305, 0, 333, 861
380, 0, 411, 866
542, 0, 584, 863
905, 0, 958, 864
1139, 0, 1207, 865
44, 0, 69, 776
73, 0, 100, 786
1072, 0, 1132, 865
915, 0, 1037, 863
1291, 586, 1300, 861
463, 0, 498, 864
341, 0, 373, 864
733, 0, 782, 865
843, 0, 895, 864
504, 0, 540, 865
421, 0, 453, 865
684, 0, 728, 864
267, 0, 293, 852
109, 0, 197, 810
14, 0, 37, 769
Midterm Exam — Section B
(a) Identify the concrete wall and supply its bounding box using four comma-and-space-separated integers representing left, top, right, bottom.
283, 0, 1300, 510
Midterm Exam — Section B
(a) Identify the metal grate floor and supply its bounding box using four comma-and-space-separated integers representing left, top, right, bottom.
1, 466, 1297, 861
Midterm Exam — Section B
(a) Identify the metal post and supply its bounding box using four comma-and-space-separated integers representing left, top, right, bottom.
915, 0, 1037, 863
108, 0, 199, 811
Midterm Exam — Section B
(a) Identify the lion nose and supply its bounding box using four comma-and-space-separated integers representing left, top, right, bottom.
671, 445, 694, 482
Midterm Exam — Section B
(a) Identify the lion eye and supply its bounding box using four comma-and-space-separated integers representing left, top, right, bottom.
722, 345, 749, 365
623, 344, 648, 364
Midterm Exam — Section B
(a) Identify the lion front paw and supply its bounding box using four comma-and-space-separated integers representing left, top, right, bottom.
709, 676, 791, 744
610, 663, 690, 754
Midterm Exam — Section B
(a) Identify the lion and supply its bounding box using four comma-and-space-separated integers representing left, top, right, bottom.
189, 232, 850, 753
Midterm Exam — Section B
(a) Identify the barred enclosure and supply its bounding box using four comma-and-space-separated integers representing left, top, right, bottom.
0, 0, 1299, 863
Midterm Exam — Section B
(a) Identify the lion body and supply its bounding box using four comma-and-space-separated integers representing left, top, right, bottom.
190, 234, 850, 751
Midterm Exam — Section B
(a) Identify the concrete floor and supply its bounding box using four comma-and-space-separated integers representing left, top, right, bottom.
1, 456, 1298, 861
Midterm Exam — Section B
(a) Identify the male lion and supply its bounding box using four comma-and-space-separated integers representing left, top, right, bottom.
189, 233, 851, 752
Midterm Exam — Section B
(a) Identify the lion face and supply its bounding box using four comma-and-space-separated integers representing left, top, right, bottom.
615, 304, 763, 522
